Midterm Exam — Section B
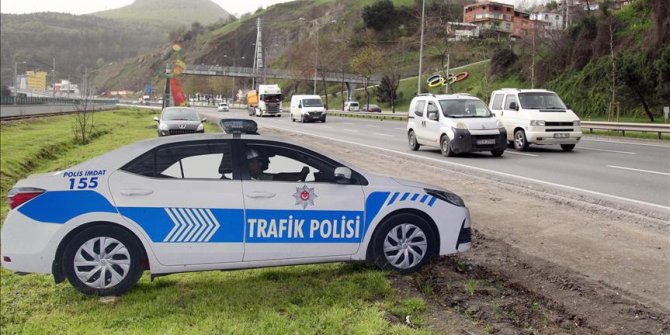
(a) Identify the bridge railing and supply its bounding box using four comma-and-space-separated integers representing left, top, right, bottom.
184, 65, 381, 85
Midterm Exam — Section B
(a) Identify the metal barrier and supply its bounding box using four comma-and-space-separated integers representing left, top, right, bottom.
581, 121, 670, 139
0, 96, 118, 106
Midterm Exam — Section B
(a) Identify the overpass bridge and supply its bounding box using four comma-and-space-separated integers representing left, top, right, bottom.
183, 65, 381, 86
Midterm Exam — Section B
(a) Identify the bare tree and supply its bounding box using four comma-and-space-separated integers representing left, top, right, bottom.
72, 96, 95, 145
351, 47, 384, 108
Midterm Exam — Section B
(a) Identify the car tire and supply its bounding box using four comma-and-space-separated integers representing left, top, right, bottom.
408, 131, 420, 151
440, 135, 456, 157
62, 225, 145, 296
560, 144, 575, 152
514, 130, 529, 151
291, 116, 295, 122
321, 116, 326, 123
370, 213, 436, 273
491, 150, 504, 157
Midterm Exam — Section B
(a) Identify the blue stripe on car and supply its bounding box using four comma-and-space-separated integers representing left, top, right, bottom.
17, 190, 117, 224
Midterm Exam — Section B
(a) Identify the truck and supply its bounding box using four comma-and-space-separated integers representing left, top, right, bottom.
253, 84, 282, 117
246, 90, 259, 116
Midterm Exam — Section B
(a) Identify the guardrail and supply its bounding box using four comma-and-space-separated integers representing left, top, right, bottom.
1, 96, 118, 106
580, 121, 670, 139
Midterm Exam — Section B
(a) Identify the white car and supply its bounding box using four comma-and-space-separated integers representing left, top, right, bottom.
407, 94, 507, 157
1, 119, 471, 296
217, 102, 229, 112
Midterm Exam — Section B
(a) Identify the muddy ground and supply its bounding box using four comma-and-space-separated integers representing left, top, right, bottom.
264, 128, 670, 335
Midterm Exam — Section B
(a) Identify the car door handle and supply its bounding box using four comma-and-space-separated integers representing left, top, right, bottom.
120, 189, 154, 196
246, 191, 276, 199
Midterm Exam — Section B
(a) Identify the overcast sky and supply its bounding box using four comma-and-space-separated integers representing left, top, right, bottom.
0, 0, 293, 17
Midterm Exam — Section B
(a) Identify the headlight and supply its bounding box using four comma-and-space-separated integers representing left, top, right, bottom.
573, 120, 581, 126
424, 188, 465, 207
454, 122, 467, 129
197, 123, 204, 131
158, 123, 168, 131
496, 119, 504, 128
530, 120, 545, 126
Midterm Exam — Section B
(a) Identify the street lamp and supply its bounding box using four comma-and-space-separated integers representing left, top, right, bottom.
300, 18, 336, 95
417, 0, 426, 95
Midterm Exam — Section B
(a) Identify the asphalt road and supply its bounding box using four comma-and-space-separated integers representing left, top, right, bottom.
197, 107, 670, 211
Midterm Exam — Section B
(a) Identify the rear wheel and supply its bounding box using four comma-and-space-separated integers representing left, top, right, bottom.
514, 129, 529, 151
440, 135, 456, 157
62, 225, 144, 296
408, 131, 420, 151
561, 144, 575, 152
370, 213, 435, 273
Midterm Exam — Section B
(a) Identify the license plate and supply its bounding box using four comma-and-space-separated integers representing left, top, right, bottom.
553, 133, 570, 138
476, 139, 496, 145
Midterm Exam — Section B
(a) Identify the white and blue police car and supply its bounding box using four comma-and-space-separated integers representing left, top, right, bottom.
1, 119, 472, 296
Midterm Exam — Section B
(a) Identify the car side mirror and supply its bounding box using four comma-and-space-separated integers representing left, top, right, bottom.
334, 167, 352, 184
510, 102, 519, 111
201, 118, 207, 123
565, 104, 571, 109
153, 116, 159, 122
298, 103, 302, 108
428, 111, 438, 121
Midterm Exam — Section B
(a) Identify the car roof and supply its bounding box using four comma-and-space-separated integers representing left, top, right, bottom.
493, 88, 552, 93
413, 93, 482, 101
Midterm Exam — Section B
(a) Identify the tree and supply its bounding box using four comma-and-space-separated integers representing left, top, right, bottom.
351, 47, 384, 108
617, 53, 656, 122
375, 74, 401, 112
362, 0, 396, 31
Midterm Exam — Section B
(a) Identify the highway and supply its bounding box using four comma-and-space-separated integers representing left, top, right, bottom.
197, 107, 670, 210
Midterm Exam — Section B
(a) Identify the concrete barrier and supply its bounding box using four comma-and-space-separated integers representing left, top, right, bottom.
0, 103, 117, 119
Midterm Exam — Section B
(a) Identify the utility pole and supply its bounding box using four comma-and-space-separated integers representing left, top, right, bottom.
52, 57, 56, 97
417, 0, 426, 95
314, 23, 319, 95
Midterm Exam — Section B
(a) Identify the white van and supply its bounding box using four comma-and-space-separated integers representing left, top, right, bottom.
290, 95, 326, 123
489, 89, 582, 151
407, 94, 507, 157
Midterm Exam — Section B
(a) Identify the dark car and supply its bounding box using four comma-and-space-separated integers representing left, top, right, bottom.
154, 107, 206, 136
361, 104, 382, 113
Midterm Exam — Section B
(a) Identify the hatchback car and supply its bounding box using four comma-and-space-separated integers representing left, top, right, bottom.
361, 104, 382, 113
1, 119, 471, 296
217, 102, 229, 112
154, 107, 206, 136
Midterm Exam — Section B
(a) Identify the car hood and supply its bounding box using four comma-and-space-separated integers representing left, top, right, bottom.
523, 109, 580, 121
454, 117, 500, 130
362, 173, 448, 192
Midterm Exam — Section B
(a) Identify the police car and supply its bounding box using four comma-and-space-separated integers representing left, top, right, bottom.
1, 120, 471, 296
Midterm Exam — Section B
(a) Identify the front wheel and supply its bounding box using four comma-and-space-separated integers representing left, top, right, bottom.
62, 225, 145, 296
491, 150, 504, 157
440, 135, 456, 157
514, 130, 529, 151
561, 144, 575, 151
408, 131, 420, 151
370, 214, 435, 273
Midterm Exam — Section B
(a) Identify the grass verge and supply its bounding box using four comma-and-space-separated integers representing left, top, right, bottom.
0, 108, 430, 334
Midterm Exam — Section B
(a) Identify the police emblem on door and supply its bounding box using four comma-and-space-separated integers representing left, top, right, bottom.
293, 185, 317, 209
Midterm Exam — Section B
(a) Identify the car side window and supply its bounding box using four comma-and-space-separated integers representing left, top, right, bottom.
492, 94, 504, 109
505, 95, 519, 110
427, 102, 439, 120
153, 142, 233, 179
245, 143, 339, 184
414, 101, 425, 117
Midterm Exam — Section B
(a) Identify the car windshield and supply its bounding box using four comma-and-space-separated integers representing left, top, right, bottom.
302, 99, 323, 107
262, 94, 282, 103
348, 102, 358, 106
162, 108, 200, 121
518, 92, 567, 110
439, 99, 492, 118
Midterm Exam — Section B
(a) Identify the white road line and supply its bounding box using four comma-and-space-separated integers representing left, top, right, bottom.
321, 126, 333, 129
503, 151, 539, 157
368, 125, 381, 128
607, 165, 670, 176
342, 129, 357, 133
340, 122, 354, 125
580, 147, 636, 155
262, 124, 670, 212
394, 127, 406, 130
374, 133, 394, 137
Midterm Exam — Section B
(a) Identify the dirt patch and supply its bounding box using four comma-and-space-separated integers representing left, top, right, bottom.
262, 127, 670, 334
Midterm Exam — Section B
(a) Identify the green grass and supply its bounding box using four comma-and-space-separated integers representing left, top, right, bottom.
0, 108, 431, 334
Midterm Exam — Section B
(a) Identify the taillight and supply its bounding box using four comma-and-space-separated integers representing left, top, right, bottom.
8, 187, 46, 209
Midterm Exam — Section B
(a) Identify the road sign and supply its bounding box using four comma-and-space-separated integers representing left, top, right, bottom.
145, 84, 153, 94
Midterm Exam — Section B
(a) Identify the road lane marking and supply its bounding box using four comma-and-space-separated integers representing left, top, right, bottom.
321, 126, 333, 129
368, 125, 381, 128
503, 151, 539, 157
583, 138, 670, 148
607, 165, 670, 176
342, 129, 357, 133
262, 124, 670, 212
580, 147, 636, 155
374, 133, 394, 137
394, 127, 405, 130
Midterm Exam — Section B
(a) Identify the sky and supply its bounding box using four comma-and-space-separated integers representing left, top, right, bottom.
0, 0, 293, 17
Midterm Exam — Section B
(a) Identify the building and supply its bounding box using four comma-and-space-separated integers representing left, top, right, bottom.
513, 10, 552, 39
463, 1, 514, 36
530, 12, 564, 30
446, 22, 481, 40
25, 71, 48, 91
54, 80, 80, 96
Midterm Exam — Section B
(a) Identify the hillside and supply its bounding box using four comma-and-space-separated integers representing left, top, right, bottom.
94, 0, 232, 27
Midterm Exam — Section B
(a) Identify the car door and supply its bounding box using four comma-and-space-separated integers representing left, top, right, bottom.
240, 140, 366, 262
503, 94, 520, 136
411, 99, 427, 143
424, 100, 442, 145
108, 140, 246, 266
